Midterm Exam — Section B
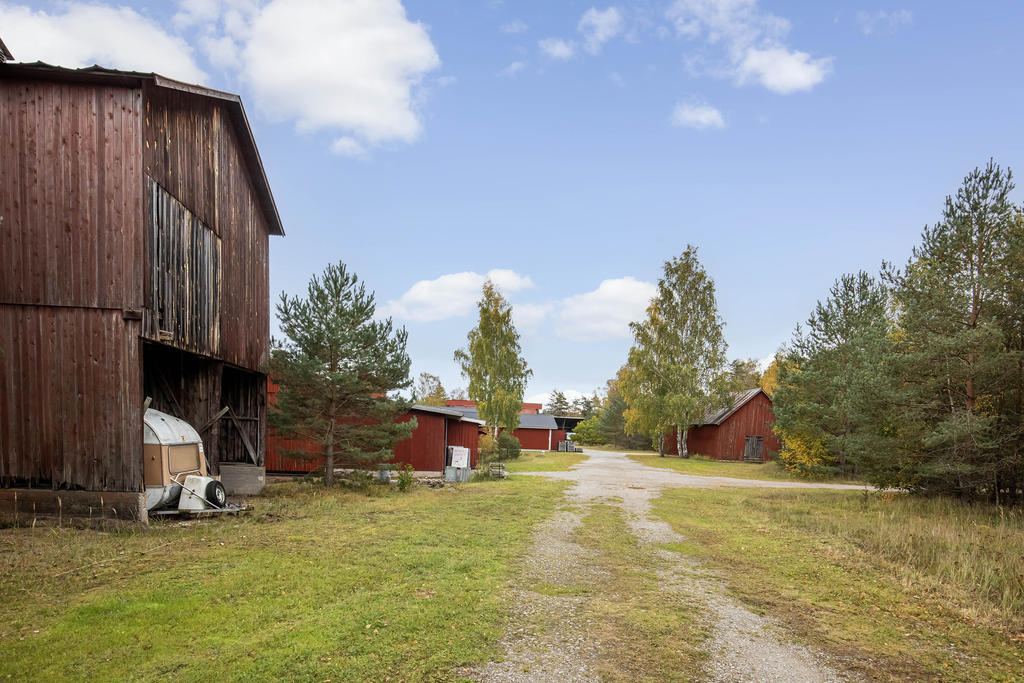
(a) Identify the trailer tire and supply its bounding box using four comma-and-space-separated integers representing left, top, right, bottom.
206, 480, 227, 508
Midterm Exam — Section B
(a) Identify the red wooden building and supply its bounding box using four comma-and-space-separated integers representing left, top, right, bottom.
443, 401, 565, 450
664, 388, 780, 461
0, 63, 283, 520
512, 414, 566, 451
265, 381, 484, 473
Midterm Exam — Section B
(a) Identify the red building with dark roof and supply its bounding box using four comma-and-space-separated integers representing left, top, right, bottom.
266, 381, 484, 473
664, 389, 780, 461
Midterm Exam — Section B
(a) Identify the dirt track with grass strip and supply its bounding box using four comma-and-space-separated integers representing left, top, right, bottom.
472, 449, 866, 682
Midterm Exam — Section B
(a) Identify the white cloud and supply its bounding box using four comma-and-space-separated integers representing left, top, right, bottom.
671, 102, 725, 129
578, 6, 624, 54
539, 37, 575, 60
240, 0, 439, 150
609, 71, 625, 87
382, 269, 534, 322
0, 2, 207, 83
556, 277, 657, 341
513, 303, 553, 330
487, 269, 535, 292
665, 0, 832, 94
500, 19, 528, 34
436, 75, 457, 87
857, 9, 913, 35
498, 61, 526, 77
199, 33, 242, 69
735, 47, 832, 94
330, 136, 368, 159
526, 389, 591, 408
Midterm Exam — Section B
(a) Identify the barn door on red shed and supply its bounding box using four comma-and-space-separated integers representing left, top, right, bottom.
743, 436, 764, 462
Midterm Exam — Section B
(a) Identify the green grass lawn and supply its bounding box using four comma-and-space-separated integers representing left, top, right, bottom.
572, 504, 707, 680
651, 488, 1024, 681
625, 451, 861, 484
502, 450, 586, 473
0, 478, 566, 682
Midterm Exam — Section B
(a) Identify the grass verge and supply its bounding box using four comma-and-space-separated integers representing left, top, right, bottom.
651, 488, 1024, 681
0, 478, 566, 682
503, 450, 586, 473
626, 452, 861, 484
573, 504, 707, 680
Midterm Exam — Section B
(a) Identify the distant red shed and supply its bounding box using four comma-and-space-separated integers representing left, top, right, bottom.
443, 401, 564, 451
664, 388, 780, 461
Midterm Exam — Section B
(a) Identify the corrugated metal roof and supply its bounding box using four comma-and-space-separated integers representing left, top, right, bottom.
0, 61, 284, 236
411, 404, 466, 418
0, 37, 13, 62
516, 413, 559, 429
441, 406, 557, 430
700, 388, 764, 426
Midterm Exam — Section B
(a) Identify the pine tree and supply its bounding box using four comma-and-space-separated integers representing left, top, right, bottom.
572, 395, 598, 418
773, 271, 896, 479
412, 372, 448, 406
621, 246, 729, 458
454, 281, 532, 439
544, 390, 572, 415
599, 373, 652, 450
269, 262, 413, 486
726, 358, 762, 392
884, 161, 1024, 502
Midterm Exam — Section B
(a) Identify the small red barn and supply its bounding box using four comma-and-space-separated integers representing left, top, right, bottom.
664, 388, 780, 461
512, 414, 566, 451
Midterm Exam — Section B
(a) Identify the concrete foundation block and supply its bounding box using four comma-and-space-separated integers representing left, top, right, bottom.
218, 463, 266, 495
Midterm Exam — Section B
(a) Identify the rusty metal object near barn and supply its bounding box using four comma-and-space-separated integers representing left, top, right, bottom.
0, 62, 284, 523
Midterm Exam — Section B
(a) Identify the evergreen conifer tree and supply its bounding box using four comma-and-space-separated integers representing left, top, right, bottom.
884, 161, 1024, 501
269, 262, 413, 486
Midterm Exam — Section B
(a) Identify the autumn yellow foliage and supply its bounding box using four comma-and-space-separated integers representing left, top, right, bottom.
774, 426, 830, 476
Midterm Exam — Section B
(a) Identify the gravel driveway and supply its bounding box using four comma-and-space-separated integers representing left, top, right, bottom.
471, 449, 863, 682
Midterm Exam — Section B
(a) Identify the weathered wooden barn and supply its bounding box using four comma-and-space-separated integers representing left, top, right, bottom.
663, 388, 780, 461
0, 63, 283, 520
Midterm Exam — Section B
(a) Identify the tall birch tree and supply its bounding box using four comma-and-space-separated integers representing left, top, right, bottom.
621, 246, 729, 458
454, 281, 532, 439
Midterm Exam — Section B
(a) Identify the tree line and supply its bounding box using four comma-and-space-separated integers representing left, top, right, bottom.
773, 161, 1023, 504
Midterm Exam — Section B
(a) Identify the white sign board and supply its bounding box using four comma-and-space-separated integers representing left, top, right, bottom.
449, 446, 470, 469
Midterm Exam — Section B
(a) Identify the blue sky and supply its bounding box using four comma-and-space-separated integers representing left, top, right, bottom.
4, 0, 1023, 403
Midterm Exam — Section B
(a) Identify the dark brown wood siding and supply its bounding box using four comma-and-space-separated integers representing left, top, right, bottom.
0, 79, 144, 309
0, 305, 143, 490
0, 78, 144, 491
142, 85, 270, 371
144, 178, 221, 357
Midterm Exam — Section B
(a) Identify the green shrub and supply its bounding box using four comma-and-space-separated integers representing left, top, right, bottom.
397, 463, 416, 492
572, 415, 607, 445
478, 434, 498, 463
496, 433, 521, 461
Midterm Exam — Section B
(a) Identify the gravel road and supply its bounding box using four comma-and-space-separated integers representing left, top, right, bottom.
471, 449, 862, 682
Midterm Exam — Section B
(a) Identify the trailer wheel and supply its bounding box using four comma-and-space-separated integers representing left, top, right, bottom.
206, 480, 227, 508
